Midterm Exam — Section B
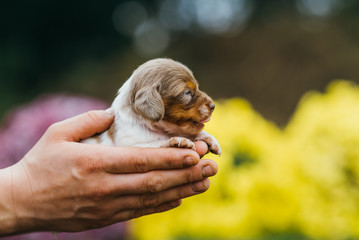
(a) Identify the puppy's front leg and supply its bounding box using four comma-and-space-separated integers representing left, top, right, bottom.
195, 131, 221, 156
161, 137, 196, 151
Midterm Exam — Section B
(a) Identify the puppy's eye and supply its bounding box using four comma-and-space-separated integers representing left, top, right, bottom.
184, 90, 192, 96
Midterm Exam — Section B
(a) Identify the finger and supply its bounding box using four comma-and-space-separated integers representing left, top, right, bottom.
105, 159, 217, 195
194, 141, 209, 158
48, 109, 114, 142
90, 146, 201, 173
113, 178, 210, 211
113, 199, 182, 222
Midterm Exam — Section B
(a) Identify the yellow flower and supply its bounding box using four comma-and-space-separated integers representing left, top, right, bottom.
131, 81, 359, 240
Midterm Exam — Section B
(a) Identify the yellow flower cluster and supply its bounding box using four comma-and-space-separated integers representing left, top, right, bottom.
131, 81, 359, 240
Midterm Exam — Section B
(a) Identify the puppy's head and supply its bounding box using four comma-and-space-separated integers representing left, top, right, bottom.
130, 58, 215, 137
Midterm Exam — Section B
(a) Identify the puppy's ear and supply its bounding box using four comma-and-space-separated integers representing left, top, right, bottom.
133, 86, 164, 122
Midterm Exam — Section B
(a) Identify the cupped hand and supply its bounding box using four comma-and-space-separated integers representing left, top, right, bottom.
1, 110, 217, 236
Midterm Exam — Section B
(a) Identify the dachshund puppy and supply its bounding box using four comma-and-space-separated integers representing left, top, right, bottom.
83, 58, 221, 155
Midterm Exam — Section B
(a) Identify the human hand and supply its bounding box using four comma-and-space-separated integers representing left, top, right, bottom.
0, 110, 217, 236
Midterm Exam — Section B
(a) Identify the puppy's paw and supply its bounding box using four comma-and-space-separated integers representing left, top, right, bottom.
196, 131, 222, 156
162, 137, 196, 151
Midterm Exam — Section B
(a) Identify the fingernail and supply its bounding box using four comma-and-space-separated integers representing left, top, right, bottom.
192, 180, 209, 193
202, 165, 214, 177
183, 156, 196, 167
105, 107, 114, 116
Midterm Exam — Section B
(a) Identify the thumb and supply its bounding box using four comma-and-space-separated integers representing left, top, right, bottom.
51, 108, 115, 142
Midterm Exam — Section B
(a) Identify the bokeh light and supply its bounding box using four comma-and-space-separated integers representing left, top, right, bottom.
193, 0, 251, 35
133, 19, 170, 57
297, 0, 337, 18
112, 0, 252, 56
159, 0, 194, 31
112, 1, 148, 37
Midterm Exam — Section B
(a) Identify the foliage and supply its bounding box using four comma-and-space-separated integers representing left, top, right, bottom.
131, 80, 359, 240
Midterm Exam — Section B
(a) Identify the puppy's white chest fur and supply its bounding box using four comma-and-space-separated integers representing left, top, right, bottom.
82, 58, 221, 155
84, 79, 168, 147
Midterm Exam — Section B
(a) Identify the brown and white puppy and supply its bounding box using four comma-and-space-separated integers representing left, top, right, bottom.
83, 58, 221, 155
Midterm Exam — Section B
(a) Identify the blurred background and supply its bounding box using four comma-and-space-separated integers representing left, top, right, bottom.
2, 0, 359, 240
1, 0, 359, 125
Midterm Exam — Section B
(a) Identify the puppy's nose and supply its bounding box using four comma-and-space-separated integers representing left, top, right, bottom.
209, 102, 215, 112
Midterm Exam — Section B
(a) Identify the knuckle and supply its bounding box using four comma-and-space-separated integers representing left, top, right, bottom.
83, 162, 100, 176
141, 193, 161, 208
77, 152, 104, 175
85, 181, 115, 203
85, 218, 109, 230
176, 186, 185, 199
86, 154, 104, 173
134, 160, 148, 172
86, 110, 100, 121
87, 222, 104, 230
145, 174, 165, 192
186, 168, 195, 183
72, 159, 106, 188
133, 152, 151, 172
91, 184, 110, 199
131, 209, 147, 219
130, 210, 139, 220
46, 122, 61, 135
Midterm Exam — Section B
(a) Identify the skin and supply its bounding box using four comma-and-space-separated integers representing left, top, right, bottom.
0, 110, 217, 236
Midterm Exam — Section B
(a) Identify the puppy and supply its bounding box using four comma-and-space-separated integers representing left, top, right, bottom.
83, 58, 221, 155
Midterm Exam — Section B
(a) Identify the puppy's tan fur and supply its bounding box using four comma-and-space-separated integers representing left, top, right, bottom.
83, 58, 221, 155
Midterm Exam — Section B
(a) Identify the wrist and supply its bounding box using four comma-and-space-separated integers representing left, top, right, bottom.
0, 163, 36, 236
0, 166, 19, 236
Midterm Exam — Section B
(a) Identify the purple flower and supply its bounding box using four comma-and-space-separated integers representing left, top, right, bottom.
0, 94, 109, 168
0, 94, 129, 240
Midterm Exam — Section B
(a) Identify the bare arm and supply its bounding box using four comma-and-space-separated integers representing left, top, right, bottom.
0, 110, 217, 236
